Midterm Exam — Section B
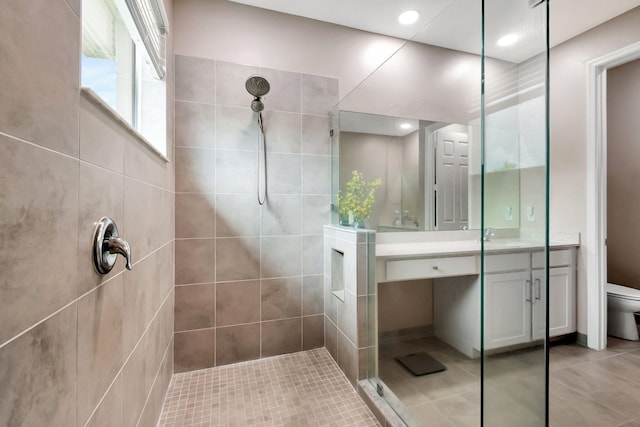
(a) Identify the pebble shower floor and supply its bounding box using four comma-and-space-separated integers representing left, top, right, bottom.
159, 348, 381, 426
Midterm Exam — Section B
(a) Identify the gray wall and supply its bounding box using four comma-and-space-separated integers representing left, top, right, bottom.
607, 58, 640, 290
0, 0, 175, 425
173, 55, 337, 371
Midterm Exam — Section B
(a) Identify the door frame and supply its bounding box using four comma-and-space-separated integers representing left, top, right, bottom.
586, 41, 640, 350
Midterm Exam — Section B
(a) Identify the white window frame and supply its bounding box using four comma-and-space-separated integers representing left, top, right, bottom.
81, 0, 168, 156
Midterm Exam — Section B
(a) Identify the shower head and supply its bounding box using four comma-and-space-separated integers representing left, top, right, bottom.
251, 99, 265, 113
245, 75, 270, 98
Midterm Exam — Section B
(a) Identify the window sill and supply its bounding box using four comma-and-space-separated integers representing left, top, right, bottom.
80, 87, 169, 163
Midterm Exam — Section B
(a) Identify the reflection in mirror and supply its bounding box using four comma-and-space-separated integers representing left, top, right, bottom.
336, 110, 521, 232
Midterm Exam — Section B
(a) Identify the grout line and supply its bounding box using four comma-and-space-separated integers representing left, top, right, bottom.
0, 130, 79, 162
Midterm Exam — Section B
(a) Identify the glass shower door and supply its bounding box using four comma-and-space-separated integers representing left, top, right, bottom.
481, 0, 549, 425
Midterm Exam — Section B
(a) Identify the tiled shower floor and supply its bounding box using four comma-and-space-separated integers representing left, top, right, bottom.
158, 348, 380, 426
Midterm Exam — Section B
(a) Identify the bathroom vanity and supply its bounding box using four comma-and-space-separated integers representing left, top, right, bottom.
375, 234, 579, 358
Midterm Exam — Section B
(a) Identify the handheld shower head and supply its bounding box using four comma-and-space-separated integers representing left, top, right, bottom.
251, 99, 264, 113
246, 75, 270, 113
245, 75, 270, 98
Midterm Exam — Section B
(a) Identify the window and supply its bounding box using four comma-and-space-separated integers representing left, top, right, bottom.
82, 0, 168, 155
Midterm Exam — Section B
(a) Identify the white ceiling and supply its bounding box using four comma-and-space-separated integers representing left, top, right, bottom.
339, 111, 423, 137
229, 0, 640, 62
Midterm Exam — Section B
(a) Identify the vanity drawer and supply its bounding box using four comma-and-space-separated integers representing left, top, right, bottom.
385, 255, 478, 281
532, 249, 574, 269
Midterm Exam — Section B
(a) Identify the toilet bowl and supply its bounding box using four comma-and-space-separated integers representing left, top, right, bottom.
607, 283, 640, 340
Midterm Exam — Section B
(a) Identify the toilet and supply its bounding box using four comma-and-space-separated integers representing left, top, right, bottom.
607, 283, 640, 340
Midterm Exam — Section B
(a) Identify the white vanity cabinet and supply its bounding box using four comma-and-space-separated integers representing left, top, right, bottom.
483, 248, 576, 350
533, 250, 576, 339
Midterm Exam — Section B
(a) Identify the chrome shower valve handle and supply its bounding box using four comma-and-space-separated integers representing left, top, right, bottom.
92, 217, 133, 274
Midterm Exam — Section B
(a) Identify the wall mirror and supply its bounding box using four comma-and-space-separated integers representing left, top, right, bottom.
333, 109, 522, 232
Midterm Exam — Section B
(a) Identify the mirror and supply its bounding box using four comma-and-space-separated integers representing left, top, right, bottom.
335, 110, 521, 232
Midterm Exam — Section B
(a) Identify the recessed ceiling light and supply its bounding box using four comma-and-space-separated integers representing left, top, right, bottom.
497, 33, 520, 47
398, 10, 420, 26
400, 123, 412, 130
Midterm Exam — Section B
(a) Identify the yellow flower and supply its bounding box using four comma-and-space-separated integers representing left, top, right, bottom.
337, 170, 381, 224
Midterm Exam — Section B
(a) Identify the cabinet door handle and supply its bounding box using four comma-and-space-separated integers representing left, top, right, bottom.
534, 278, 541, 301
432, 265, 439, 270
525, 280, 532, 302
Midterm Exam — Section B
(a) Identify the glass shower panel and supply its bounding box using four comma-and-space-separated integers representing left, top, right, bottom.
333, 0, 484, 425
481, 0, 549, 426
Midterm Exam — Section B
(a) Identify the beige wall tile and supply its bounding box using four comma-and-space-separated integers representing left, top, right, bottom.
301, 74, 339, 116
301, 115, 330, 155
123, 136, 173, 191
175, 238, 215, 285
303, 235, 323, 275
337, 330, 358, 387
123, 245, 174, 356
0, 304, 77, 426
0, 0, 79, 156
175, 193, 216, 238
262, 318, 302, 357
174, 329, 215, 373
123, 293, 173, 425
175, 101, 216, 148
0, 134, 79, 344
138, 341, 173, 427
175, 147, 215, 193
325, 316, 338, 361
261, 277, 302, 321
175, 55, 216, 104
303, 315, 325, 350
258, 67, 301, 113
216, 281, 260, 326
216, 61, 259, 107
124, 178, 173, 260
77, 276, 124, 425
302, 155, 331, 195
266, 153, 302, 194
216, 238, 260, 281
216, 323, 260, 366
262, 111, 302, 154
215, 149, 256, 193
260, 236, 302, 278
302, 275, 324, 316
338, 289, 358, 346
77, 162, 125, 295
215, 106, 258, 150
215, 194, 260, 237
79, 97, 126, 173
260, 195, 302, 236
175, 284, 215, 331
302, 195, 330, 235
84, 374, 123, 427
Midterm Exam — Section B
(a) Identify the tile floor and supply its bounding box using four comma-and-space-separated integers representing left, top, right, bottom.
158, 348, 380, 426
376, 335, 640, 427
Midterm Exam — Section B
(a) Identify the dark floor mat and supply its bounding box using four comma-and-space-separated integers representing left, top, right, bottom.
396, 352, 447, 376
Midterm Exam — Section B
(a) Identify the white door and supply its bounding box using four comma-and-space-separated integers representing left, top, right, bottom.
436, 131, 469, 230
484, 271, 532, 350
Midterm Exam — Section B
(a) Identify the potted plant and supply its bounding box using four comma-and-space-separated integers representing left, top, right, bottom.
337, 170, 382, 228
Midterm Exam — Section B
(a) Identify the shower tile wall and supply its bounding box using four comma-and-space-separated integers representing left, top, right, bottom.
174, 55, 338, 372
0, 1, 175, 425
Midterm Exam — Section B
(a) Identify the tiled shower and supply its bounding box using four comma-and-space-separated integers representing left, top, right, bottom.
173, 55, 338, 371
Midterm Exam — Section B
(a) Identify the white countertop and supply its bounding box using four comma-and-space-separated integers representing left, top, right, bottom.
376, 237, 580, 258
